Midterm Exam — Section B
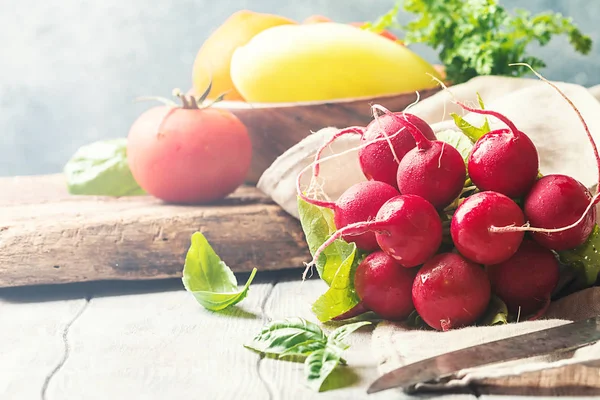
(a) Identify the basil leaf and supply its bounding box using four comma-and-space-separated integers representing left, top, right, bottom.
244, 317, 327, 357
63, 138, 145, 196
558, 224, 600, 290
435, 129, 474, 162
304, 346, 343, 392
182, 232, 257, 311
327, 321, 371, 350
479, 295, 509, 326
311, 247, 363, 322
297, 197, 357, 285
281, 340, 327, 358
245, 317, 367, 392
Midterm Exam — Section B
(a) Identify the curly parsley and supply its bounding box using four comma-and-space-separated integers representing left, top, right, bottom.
368, 0, 592, 84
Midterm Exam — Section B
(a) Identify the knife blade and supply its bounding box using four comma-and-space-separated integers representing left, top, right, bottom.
367, 316, 600, 394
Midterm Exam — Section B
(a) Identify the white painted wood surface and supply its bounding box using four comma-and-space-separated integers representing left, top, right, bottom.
0, 271, 480, 400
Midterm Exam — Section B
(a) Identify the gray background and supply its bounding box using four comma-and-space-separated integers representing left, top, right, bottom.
1, 0, 599, 177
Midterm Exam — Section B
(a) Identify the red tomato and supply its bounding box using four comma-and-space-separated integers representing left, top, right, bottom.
127, 105, 252, 204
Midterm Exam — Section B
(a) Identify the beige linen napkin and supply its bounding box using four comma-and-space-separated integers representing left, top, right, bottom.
257, 75, 600, 391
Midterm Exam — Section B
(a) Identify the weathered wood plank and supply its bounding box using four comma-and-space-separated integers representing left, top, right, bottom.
0, 175, 309, 287
0, 296, 87, 400
45, 283, 275, 400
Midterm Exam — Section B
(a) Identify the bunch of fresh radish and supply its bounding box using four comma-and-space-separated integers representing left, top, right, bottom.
297, 74, 599, 331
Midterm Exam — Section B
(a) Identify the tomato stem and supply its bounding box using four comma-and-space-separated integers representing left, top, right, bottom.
172, 88, 201, 110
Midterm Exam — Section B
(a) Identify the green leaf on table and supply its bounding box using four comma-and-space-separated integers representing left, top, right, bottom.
244, 317, 327, 357
327, 321, 372, 350
304, 346, 344, 392
182, 232, 257, 311
435, 129, 474, 162
63, 138, 145, 196
297, 197, 357, 285
245, 317, 370, 392
479, 295, 509, 326
311, 247, 363, 323
558, 224, 600, 290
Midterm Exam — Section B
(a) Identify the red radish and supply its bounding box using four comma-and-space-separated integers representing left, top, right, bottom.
354, 251, 417, 320
451, 191, 525, 264
374, 195, 442, 266
372, 105, 466, 209
359, 112, 436, 188
486, 239, 560, 317
412, 252, 491, 331
460, 65, 600, 248
308, 110, 435, 188
455, 103, 539, 198
297, 180, 399, 251
524, 175, 596, 250
302, 194, 442, 278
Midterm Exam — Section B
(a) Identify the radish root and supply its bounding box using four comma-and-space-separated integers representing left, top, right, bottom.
489, 192, 600, 234
313, 127, 364, 178
510, 62, 600, 195
371, 106, 401, 163
489, 64, 600, 235
296, 128, 406, 210
371, 104, 431, 150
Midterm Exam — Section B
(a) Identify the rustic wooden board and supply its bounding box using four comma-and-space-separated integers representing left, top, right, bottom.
0, 174, 309, 287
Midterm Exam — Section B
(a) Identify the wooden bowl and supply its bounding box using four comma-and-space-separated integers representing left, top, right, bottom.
215, 87, 442, 183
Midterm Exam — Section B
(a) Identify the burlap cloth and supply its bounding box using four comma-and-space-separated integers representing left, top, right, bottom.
258, 76, 600, 391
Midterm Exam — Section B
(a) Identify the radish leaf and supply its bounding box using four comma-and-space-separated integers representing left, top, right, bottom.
450, 113, 491, 143
435, 129, 474, 162
297, 197, 357, 285
182, 232, 257, 311
558, 224, 600, 289
63, 138, 145, 196
479, 295, 509, 326
311, 248, 363, 323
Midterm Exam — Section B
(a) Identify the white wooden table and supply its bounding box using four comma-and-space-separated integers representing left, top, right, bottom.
0, 269, 577, 400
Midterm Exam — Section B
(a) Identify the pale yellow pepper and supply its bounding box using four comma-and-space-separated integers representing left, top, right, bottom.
230, 22, 442, 103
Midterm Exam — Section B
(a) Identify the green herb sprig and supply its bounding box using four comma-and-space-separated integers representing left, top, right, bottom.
366, 0, 592, 84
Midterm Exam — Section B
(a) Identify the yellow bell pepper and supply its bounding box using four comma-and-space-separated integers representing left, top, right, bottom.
230, 22, 441, 103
